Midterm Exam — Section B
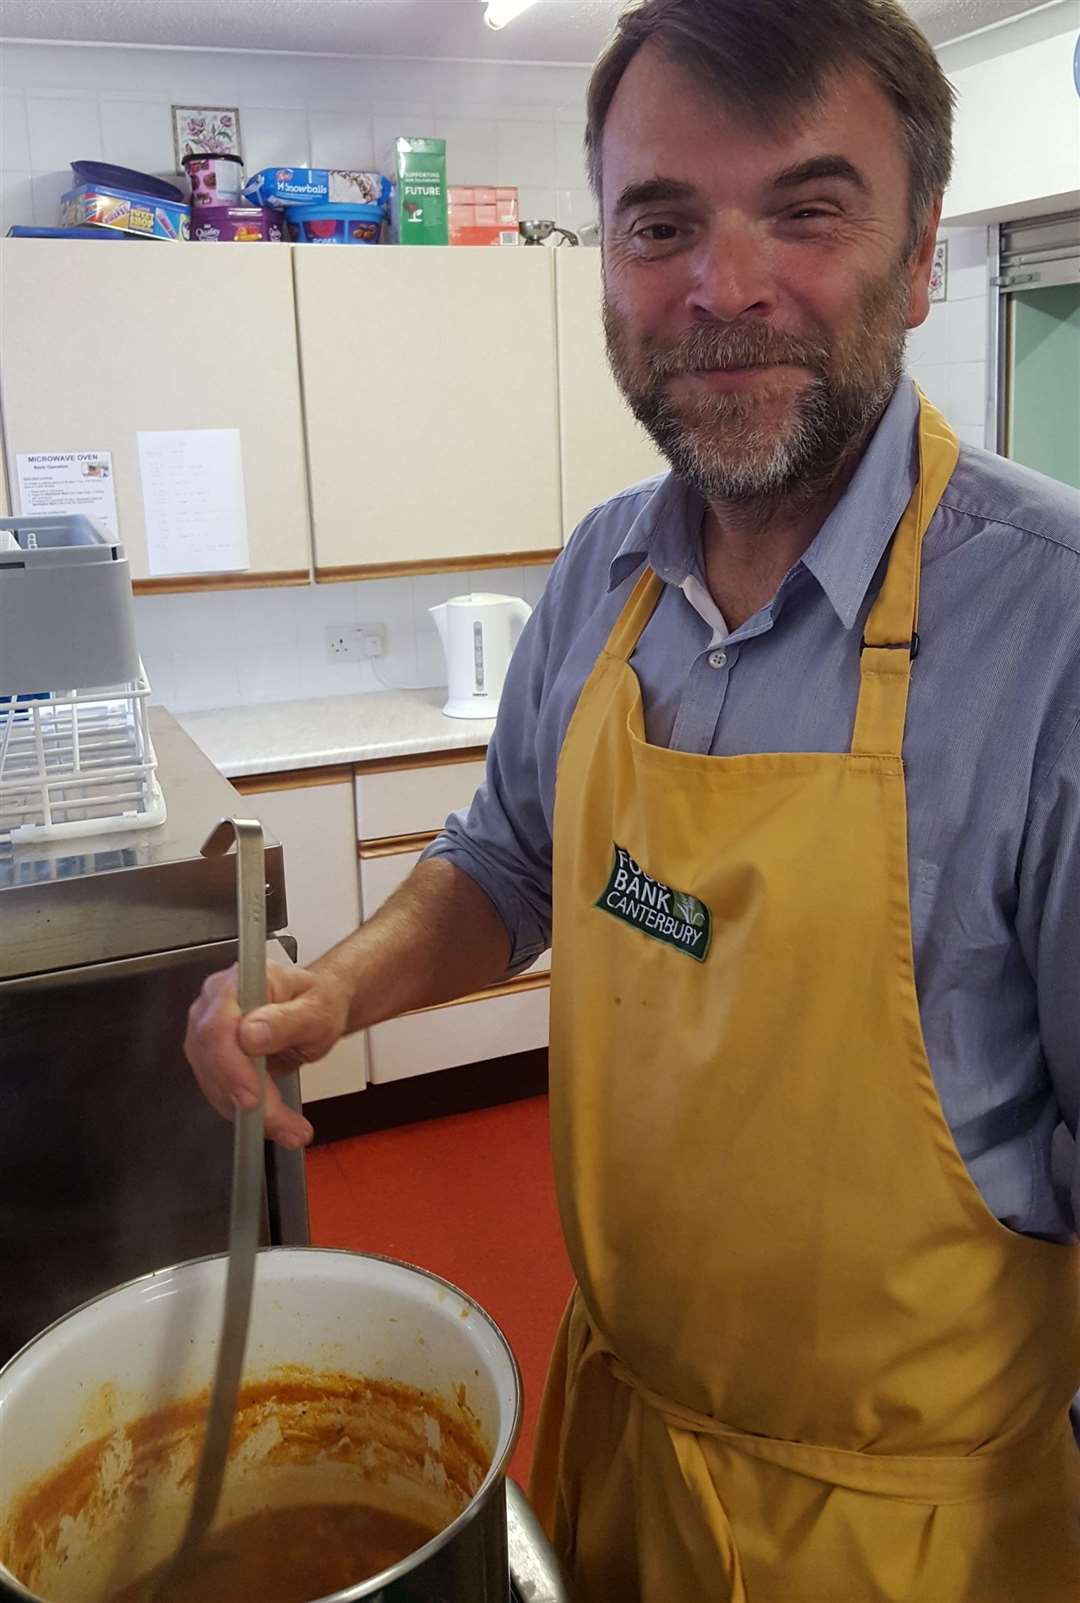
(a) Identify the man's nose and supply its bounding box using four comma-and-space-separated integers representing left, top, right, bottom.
687, 223, 775, 323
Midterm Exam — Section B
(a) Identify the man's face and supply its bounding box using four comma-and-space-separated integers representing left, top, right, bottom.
600, 46, 940, 502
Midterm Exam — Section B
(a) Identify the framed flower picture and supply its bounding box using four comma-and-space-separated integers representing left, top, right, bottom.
171, 106, 243, 171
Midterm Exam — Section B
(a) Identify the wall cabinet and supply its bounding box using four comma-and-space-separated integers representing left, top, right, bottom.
555, 250, 668, 538
294, 248, 563, 578
0, 242, 667, 588
232, 771, 369, 1103
0, 241, 311, 589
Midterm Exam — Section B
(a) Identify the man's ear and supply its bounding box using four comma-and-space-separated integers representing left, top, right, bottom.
907, 196, 944, 332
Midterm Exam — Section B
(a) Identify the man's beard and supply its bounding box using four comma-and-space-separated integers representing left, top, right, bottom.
604, 266, 910, 505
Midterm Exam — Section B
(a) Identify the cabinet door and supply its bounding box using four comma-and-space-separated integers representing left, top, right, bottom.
367, 987, 550, 1085
0, 240, 311, 586
555, 250, 668, 540
354, 757, 487, 842
294, 248, 562, 576
236, 776, 368, 1103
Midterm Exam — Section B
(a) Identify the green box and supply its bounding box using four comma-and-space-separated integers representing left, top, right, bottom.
389, 137, 448, 246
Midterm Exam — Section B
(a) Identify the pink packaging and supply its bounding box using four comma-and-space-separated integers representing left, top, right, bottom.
190, 205, 283, 242
182, 152, 244, 208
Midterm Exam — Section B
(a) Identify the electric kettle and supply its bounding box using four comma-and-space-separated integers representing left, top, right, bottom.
429, 593, 533, 720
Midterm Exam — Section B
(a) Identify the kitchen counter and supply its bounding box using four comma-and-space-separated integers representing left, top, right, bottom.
177, 688, 495, 780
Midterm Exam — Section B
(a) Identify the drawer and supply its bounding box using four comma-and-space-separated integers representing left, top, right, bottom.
355, 758, 487, 842
360, 847, 550, 976
366, 983, 550, 1084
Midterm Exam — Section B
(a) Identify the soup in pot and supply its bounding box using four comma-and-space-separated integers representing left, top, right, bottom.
111, 1502, 441, 1603
1, 1368, 491, 1603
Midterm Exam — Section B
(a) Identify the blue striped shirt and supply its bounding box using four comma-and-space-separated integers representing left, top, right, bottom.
429, 379, 1080, 1239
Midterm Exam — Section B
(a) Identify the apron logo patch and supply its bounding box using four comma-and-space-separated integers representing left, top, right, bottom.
596, 844, 711, 962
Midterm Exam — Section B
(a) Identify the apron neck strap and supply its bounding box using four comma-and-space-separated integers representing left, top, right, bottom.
850, 392, 959, 758
606, 562, 665, 663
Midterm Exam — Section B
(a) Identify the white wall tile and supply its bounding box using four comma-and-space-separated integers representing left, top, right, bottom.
26, 95, 102, 169
240, 106, 311, 173
554, 121, 588, 189
434, 118, 500, 185
940, 225, 989, 302
956, 424, 989, 450
908, 364, 950, 414
30, 169, 71, 226
100, 99, 175, 174
947, 293, 990, 364
373, 111, 438, 170
308, 109, 376, 172
557, 188, 598, 234
905, 313, 948, 367
0, 169, 33, 234
948, 361, 988, 429
2, 91, 30, 169
517, 187, 558, 225
497, 121, 557, 189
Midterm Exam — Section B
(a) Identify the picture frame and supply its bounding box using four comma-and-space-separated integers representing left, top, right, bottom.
929, 237, 948, 303
171, 106, 243, 172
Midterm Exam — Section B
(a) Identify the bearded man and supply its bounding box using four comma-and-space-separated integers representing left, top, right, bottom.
187, 1, 1080, 1597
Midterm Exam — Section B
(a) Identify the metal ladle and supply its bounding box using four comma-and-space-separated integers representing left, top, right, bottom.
153, 817, 269, 1595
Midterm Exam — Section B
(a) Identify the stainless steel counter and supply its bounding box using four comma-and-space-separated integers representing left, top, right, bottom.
0, 708, 286, 979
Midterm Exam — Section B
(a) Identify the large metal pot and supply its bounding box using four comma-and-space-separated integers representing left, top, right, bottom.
0, 1248, 522, 1602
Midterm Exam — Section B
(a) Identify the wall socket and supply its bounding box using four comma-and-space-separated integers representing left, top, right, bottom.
325, 623, 386, 662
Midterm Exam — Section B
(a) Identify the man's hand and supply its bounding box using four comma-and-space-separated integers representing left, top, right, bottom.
184, 962, 350, 1148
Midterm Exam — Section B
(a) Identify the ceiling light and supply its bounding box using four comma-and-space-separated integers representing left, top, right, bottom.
484, 0, 543, 29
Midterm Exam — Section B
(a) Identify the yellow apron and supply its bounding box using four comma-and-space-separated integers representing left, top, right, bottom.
531, 396, 1080, 1602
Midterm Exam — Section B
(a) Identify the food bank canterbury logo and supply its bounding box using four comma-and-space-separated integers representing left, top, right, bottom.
596, 845, 711, 962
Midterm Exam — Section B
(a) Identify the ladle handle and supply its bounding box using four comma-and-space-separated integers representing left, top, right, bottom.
176, 818, 268, 1560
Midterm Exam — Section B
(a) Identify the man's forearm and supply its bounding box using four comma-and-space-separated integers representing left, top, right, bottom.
311, 857, 513, 1034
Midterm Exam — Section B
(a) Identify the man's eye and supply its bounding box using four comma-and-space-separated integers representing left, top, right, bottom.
786, 207, 835, 222
636, 223, 681, 242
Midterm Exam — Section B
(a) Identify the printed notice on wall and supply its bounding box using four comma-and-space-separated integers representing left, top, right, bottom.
137, 428, 250, 577
15, 451, 119, 537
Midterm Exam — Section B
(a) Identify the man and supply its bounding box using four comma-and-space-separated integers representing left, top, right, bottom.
186, 1, 1080, 1597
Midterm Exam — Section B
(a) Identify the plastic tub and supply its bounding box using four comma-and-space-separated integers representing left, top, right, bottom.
286, 202, 384, 244
182, 151, 244, 208
190, 204, 283, 242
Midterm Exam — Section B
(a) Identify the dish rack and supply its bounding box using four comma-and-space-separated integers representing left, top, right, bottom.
0, 514, 166, 845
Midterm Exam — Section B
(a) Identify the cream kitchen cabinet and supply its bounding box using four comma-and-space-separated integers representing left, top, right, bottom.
293, 248, 563, 578
0, 240, 311, 590
232, 770, 369, 1103
555, 250, 668, 539
354, 750, 550, 1085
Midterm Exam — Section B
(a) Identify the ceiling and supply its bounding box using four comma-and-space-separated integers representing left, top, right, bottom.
0, 0, 1056, 63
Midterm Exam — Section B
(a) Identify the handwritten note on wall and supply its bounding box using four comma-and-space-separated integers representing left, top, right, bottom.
137, 428, 250, 577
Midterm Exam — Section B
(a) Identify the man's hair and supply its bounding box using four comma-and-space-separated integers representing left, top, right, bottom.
586, 0, 955, 250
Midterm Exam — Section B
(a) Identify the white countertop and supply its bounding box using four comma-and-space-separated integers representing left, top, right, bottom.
177, 689, 494, 779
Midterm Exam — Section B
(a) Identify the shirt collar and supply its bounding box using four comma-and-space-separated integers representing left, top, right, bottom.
607, 377, 921, 631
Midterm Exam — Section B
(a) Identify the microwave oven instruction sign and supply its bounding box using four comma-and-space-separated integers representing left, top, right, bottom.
15, 451, 118, 537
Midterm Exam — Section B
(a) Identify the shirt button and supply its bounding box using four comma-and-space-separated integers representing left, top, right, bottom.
708, 650, 728, 669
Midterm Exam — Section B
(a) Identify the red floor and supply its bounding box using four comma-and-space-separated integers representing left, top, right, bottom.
304, 1093, 573, 1486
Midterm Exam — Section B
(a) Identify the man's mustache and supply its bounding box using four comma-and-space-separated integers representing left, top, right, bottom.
639, 323, 831, 381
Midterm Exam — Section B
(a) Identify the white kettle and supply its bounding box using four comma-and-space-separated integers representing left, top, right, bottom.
429, 592, 533, 720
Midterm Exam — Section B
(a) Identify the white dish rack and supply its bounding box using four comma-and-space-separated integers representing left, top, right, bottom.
0, 514, 167, 845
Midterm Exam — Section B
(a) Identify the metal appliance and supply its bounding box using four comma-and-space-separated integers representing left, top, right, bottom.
429, 592, 533, 720
0, 708, 309, 1362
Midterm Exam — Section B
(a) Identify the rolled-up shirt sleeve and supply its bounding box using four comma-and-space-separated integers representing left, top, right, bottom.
422, 569, 562, 974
